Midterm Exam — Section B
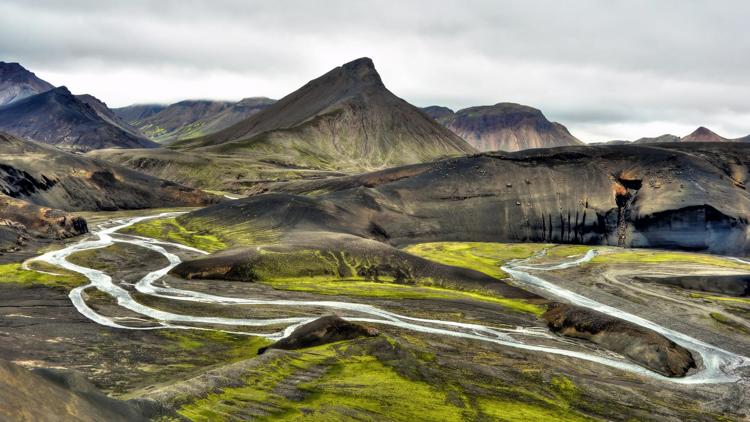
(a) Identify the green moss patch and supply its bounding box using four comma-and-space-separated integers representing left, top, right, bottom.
404, 242, 549, 279
0, 262, 86, 290
265, 277, 544, 315
121, 217, 227, 252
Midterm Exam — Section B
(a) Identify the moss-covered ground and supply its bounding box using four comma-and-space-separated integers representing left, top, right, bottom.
265, 276, 544, 315
177, 338, 595, 422
404, 242, 550, 279
121, 217, 228, 252
0, 261, 86, 290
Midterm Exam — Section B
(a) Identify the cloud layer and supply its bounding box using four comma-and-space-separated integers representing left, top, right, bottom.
2, 0, 749, 141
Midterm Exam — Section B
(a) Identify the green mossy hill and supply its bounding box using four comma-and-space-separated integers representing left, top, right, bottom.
177, 337, 595, 422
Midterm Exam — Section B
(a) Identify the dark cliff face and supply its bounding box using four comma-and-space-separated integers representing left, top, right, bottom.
184, 143, 750, 257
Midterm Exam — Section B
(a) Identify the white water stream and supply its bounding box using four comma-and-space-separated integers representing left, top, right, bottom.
26, 212, 750, 384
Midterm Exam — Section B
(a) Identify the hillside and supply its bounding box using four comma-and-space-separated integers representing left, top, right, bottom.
0, 62, 54, 106
424, 103, 583, 152
0, 87, 158, 151
179, 142, 750, 257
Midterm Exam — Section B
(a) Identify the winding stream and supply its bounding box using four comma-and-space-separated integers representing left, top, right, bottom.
26, 212, 750, 384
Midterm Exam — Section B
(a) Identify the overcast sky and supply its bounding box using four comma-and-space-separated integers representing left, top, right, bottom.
2, 0, 749, 142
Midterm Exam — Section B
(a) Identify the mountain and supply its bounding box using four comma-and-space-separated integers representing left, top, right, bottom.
0, 87, 158, 152
112, 103, 167, 122
0, 62, 54, 106
737, 134, 750, 142
179, 142, 750, 257
75, 94, 146, 139
633, 134, 681, 144
681, 126, 728, 142
424, 103, 583, 152
176, 57, 476, 170
129, 100, 234, 142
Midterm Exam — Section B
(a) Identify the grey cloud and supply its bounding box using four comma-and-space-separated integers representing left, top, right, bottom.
0, 0, 748, 140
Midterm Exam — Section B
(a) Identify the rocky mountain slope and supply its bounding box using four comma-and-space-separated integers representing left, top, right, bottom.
175, 58, 476, 170
179, 142, 750, 257
0, 62, 54, 106
75, 94, 146, 139
0, 87, 158, 151
423, 103, 583, 152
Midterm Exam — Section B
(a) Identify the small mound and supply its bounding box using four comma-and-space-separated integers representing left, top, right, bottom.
258, 315, 378, 354
543, 303, 696, 377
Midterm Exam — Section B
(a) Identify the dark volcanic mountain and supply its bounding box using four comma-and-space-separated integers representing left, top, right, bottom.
112, 103, 167, 122
177, 57, 476, 170
179, 142, 750, 257
0, 62, 54, 106
425, 103, 583, 152
130, 99, 235, 142
681, 126, 728, 143
0, 87, 158, 152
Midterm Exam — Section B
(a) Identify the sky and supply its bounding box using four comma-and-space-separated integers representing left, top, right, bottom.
1, 0, 749, 142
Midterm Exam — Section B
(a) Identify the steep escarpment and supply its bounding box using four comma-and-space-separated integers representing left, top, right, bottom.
425, 103, 583, 152
543, 303, 696, 377
181, 143, 750, 256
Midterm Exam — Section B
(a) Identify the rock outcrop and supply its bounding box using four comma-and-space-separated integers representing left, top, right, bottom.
258, 315, 379, 354
543, 303, 696, 377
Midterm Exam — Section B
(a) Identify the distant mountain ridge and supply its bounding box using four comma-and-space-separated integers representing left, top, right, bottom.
127, 97, 276, 143
0, 62, 54, 106
634, 127, 748, 144
423, 103, 583, 152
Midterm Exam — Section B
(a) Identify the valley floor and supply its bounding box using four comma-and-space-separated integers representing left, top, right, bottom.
1, 210, 750, 421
